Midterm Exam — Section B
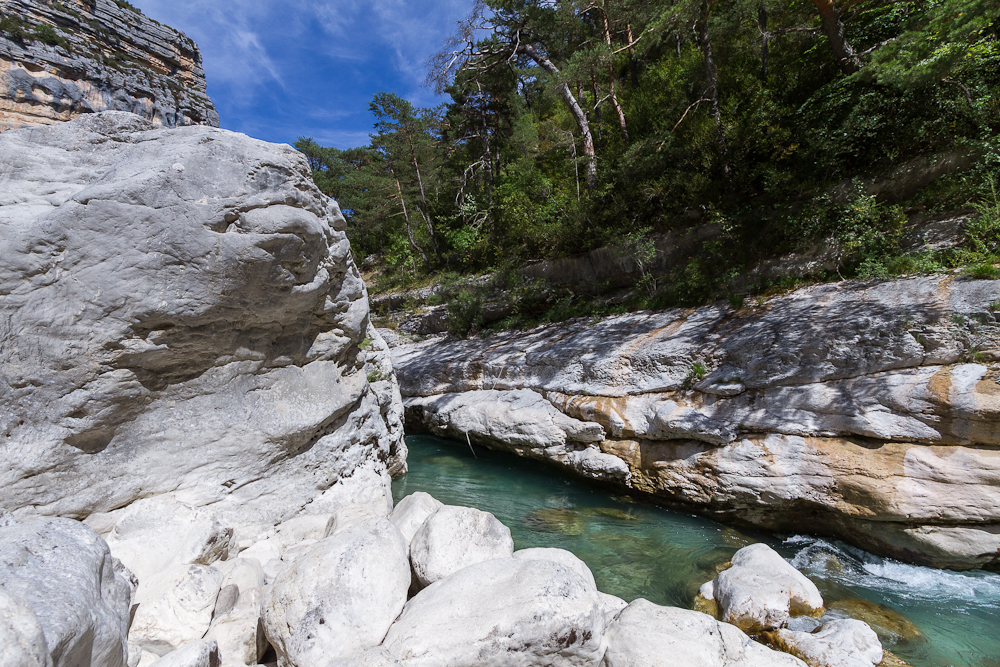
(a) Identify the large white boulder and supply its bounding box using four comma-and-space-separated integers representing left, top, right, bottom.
383, 558, 606, 667
602, 599, 807, 667
0, 514, 133, 667
700, 544, 823, 633
0, 588, 52, 667
263, 518, 410, 666
772, 619, 883, 667
389, 492, 444, 547
129, 564, 224, 658
106, 497, 233, 583
0, 112, 404, 529
513, 547, 597, 589
409, 506, 514, 588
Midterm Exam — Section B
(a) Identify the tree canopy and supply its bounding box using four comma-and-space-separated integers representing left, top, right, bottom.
297, 0, 1000, 302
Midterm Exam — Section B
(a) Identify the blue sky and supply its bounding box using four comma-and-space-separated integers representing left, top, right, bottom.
132, 0, 473, 149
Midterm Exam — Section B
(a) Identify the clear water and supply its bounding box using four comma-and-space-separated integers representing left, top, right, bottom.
393, 435, 1000, 667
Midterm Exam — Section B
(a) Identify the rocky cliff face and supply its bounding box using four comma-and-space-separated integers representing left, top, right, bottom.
0, 112, 404, 529
0, 0, 217, 132
391, 276, 1000, 570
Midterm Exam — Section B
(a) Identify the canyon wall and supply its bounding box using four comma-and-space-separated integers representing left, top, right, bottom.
391, 276, 1000, 571
0, 0, 217, 132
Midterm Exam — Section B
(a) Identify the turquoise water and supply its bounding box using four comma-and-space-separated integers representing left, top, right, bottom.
393, 435, 1000, 667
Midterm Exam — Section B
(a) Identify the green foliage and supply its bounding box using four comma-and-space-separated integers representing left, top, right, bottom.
445, 288, 485, 337
366, 368, 389, 383
0, 14, 28, 41
297, 0, 1000, 309
32, 23, 64, 47
683, 361, 708, 389
964, 262, 1000, 280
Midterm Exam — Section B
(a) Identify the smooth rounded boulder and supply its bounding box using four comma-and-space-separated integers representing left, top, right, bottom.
0, 515, 133, 667
263, 518, 410, 666
700, 543, 823, 633
382, 558, 606, 667
389, 492, 444, 547
409, 506, 514, 588
513, 547, 597, 589
603, 599, 807, 667
770, 619, 883, 667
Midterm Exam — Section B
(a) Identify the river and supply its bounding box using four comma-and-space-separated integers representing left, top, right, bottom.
392, 435, 1000, 667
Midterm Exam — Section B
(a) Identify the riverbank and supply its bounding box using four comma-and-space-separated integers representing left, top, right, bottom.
389, 274, 1000, 571
397, 434, 1000, 667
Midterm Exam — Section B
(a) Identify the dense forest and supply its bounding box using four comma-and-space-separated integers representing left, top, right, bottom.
297, 0, 1000, 322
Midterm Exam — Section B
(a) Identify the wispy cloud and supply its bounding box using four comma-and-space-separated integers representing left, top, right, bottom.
133, 0, 473, 147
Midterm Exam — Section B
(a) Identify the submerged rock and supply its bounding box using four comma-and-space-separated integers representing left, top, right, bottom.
602, 599, 806, 667
383, 558, 606, 667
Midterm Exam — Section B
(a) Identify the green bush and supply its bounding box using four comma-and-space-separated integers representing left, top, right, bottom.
964, 263, 1000, 280
0, 14, 28, 41
446, 288, 484, 337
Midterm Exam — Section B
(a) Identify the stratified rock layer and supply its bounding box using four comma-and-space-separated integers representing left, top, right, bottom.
391, 276, 1000, 570
0, 0, 217, 132
0, 111, 404, 527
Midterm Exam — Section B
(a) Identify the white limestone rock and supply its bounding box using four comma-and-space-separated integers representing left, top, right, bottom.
0, 112, 405, 529
129, 564, 224, 658
703, 544, 823, 633
409, 505, 514, 588
263, 518, 410, 666
107, 497, 233, 583
205, 588, 267, 667
213, 559, 266, 598
597, 592, 629, 620
328, 648, 402, 667
0, 588, 52, 667
405, 389, 605, 449
0, 515, 132, 667
603, 599, 806, 667
389, 492, 444, 547
513, 547, 597, 589
773, 620, 883, 667
383, 558, 606, 667
149, 640, 220, 667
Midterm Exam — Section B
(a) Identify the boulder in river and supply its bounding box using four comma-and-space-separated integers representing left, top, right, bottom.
409, 505, 514, 588
767, 619, 883, 667
602, 599, 807, 667
700, 544, 824, 633
383, 557, 606, 667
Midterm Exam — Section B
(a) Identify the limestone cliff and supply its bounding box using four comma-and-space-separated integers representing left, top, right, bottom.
0, 0, 217, 132
0, 112, 404, 528
391, 276, 1000, 570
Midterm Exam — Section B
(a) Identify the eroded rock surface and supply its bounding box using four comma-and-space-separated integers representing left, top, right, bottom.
392, 275, 1000, 569
0, 112, 405, 529
0, 514, 133, 667
1, 0, 217, 132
